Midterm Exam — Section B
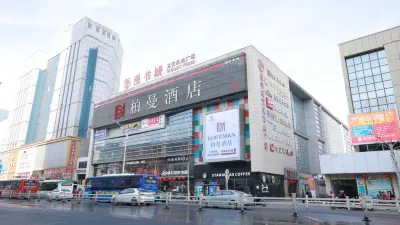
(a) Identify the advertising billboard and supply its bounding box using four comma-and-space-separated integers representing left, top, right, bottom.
348, 109, 400, 145
93, 55, 247, 128
15, 147, 37, 177
203, 108, 245, 162
94, 129, 107, 140
122, 115, 166, 134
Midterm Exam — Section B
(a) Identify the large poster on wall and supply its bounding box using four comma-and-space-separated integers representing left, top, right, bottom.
15, 147, 37, 177
348, 109, 400, 145
203, 108, 244, 162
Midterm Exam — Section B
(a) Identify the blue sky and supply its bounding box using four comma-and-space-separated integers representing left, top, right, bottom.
0, 0, 399, 123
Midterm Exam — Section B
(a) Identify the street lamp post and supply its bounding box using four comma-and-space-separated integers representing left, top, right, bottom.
116, 122, 128, 174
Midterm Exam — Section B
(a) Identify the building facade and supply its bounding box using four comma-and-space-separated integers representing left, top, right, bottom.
0, 109, 9, 123
320, 26, 400, 198
89, 46, 349, 197
3, 17, 123, 180
6, 17, 123, 150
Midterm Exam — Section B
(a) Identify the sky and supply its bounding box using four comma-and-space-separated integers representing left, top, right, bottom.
0, 0, 400, 124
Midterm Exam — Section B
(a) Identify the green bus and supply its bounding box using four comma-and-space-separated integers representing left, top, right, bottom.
38, 180, 79, 199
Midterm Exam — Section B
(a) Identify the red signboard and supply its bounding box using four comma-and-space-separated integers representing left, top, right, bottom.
349, 109, 400, 145
124, 53, 197, 89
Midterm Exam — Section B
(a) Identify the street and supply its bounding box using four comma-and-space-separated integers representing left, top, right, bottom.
1, 198, 400, 225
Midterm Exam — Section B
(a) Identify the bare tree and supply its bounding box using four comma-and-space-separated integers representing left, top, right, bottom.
354, 110, 400, 196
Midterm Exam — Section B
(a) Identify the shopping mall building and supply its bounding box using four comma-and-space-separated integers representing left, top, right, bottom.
89, 46, 351, 197
320, 26, 400, 198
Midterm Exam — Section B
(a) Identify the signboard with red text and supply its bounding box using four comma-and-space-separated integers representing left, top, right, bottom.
349, 109, 400, 145
94, 55, 247, 128
124, 53, 197, 90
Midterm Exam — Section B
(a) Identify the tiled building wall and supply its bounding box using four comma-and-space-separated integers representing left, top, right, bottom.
193, 97, 250, 164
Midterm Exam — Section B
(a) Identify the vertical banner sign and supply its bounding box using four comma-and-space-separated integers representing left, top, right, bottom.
348, 109, 400, 145
204, 108, 242, 162
69, 141, 76, 169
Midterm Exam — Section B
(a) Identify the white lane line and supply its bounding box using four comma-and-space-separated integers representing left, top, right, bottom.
302, 216, 327, 224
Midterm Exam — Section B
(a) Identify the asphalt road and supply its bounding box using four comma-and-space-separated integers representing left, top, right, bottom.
0, 198, 399, 225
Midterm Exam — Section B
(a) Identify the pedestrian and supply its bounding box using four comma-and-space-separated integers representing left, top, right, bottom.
376, 191, 383, 200
388, 191, 395, 200
339, 190, 346, 199
328, 191, 333, 198
382, 191, 388, 200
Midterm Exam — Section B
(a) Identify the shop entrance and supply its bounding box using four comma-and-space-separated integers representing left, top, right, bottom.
332, 180, 358, 198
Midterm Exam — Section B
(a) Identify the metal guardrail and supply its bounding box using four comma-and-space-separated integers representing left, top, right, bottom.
2, 192, 400, 223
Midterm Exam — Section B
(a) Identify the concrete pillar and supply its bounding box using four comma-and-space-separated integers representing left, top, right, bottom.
324, 175, 332, 195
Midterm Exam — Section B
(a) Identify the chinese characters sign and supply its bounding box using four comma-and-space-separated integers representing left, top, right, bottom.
349, 109, 400, 145
68, 141, 77, 169
204, 108, 244, 162
258, 58, 294, 158
15, 148, 36, 175
94, 55, 247, 128
122, 115, 166, 134
123, 53, 197, 90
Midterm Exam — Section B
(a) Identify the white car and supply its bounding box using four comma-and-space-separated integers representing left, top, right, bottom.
47, 189, 74, 200
111, 188, 155, 206
202, 190, 254, 209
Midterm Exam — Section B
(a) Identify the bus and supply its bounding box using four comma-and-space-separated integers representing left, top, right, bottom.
85, 174, 158, 201
37, 180, 79, 199
0, 179, 39, 198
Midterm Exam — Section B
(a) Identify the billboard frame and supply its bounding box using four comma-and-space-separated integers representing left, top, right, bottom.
348, 109, 400, 146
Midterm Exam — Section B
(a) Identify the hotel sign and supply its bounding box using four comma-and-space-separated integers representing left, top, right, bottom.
94, 55, 247, 128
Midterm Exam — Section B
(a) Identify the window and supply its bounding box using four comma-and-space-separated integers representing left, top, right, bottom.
366, 84, 375, 91
346, 58, 354, 66
102, 30, 106, 35
375, 82, 383, 90
384, 80, 392, 88
107, 33, 110, 38
382, 73, 391, 81
355, 64, 363, 72
359, 93, 368, 100
385, 88, 394, 96
356, 71, 364, 79
369, 98, 378, 106
376, 90, 385, 98
112, 36, 116, 40
378, 50, 386, 58
222, 191, 234, 195
379, 58, 388, 66
381, 65, 389, 73
353, 101, 361, 109
96, 27, 100, 32
358, 85, 366, 93
362, 62, 371, 69
345, 49, 395, 113
364, 69, 372, 77
371, 60, 379, 68
88, 23, 92, 28
372, 67, 381, 75
78, 161, 87, 169
354, 56, 362, 64
367, 91, 376, 99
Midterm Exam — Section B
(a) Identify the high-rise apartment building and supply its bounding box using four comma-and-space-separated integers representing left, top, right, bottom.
6, 17, 123, 153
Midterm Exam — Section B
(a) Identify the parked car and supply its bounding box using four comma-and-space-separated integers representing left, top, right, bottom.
154, 191, 167, 202
202, 190, 254, 209
170, 191, 187, 200
111, 188, 154, 206
46, 189, 74, 200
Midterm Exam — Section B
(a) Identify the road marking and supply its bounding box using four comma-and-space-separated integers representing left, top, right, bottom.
303, 216, 327, 224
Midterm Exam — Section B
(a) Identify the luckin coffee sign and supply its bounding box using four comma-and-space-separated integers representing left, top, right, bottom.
204, 108, 243, 162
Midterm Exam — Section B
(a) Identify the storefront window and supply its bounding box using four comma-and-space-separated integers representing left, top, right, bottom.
93, 110, 193, 164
